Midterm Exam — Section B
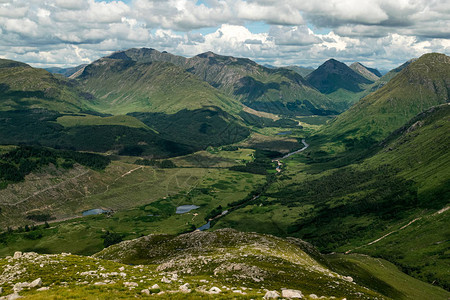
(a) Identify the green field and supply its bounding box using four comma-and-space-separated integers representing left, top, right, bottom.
0, 157, 265, 256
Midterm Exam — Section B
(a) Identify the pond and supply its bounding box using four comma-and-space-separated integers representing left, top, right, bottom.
82, 208, 110, 216
197, 221, 211, 231
175, 205, 200, 214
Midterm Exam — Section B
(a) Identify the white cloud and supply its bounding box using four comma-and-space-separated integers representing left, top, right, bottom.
269, 26, 322, 46
3, 18, 38, 37
0, 0, 447, 69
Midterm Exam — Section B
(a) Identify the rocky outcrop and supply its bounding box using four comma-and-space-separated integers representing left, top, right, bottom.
281, 289, 303, 298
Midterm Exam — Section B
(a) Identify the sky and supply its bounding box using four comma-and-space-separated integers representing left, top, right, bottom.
0, 0, 449, 70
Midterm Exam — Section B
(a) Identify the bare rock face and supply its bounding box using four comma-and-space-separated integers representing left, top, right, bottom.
12, 252, 22, 260
1, 292, 21, 300
29, 278, 42, 288
179, 283, 191, 293
160, 277, 171, 284
264, 290, 280, 299
281, 288, 303, 298
209, 286, 221, 294
342, 276, 353, 283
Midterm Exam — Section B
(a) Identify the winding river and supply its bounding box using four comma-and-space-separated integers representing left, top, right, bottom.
274, 139, 309, 172
196, 139, 309, 230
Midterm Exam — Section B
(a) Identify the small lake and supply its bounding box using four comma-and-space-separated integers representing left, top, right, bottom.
82, 208, 110, 216
276, 131, 292, 135
176, 205, 200, 214
197, 221, 211, 231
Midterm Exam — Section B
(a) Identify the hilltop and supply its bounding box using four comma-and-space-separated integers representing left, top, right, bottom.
306, 59, 375, 108
0, 229, 448, 299
306, 59, 373, 94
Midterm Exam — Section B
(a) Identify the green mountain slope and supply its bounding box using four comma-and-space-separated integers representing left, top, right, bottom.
100, 48, 339, 116
364, 58, 418, 95
322, 53, 449, 143
0, 57, 249, 154
75, 57, 249, 148
0, 59, 89, 113
214, 103, 450, 290
77, 58, 241, 115
185, 52, 340, 116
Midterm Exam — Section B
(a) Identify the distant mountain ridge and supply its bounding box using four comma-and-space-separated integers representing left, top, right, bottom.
350, 62, 381, 81
306, 59, 374, 94
46, 64, 88, 78
285, 65, 315, 77
95, 48, 340, 116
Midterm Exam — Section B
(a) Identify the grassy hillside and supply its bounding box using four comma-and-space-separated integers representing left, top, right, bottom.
322, 53, 449, 143
0, 57, 249, 155
0, 109, 196, 157
213, 103, 449, 289
77, 58, 241, 115
0, 59, 89, 113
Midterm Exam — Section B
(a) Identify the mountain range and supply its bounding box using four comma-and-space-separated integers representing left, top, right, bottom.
0, 49, 449, 299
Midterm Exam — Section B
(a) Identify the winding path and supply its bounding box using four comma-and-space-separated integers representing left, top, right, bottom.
345, 205, 450, 254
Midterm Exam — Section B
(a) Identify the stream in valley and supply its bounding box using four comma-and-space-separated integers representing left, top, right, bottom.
196, 139, 309, 231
